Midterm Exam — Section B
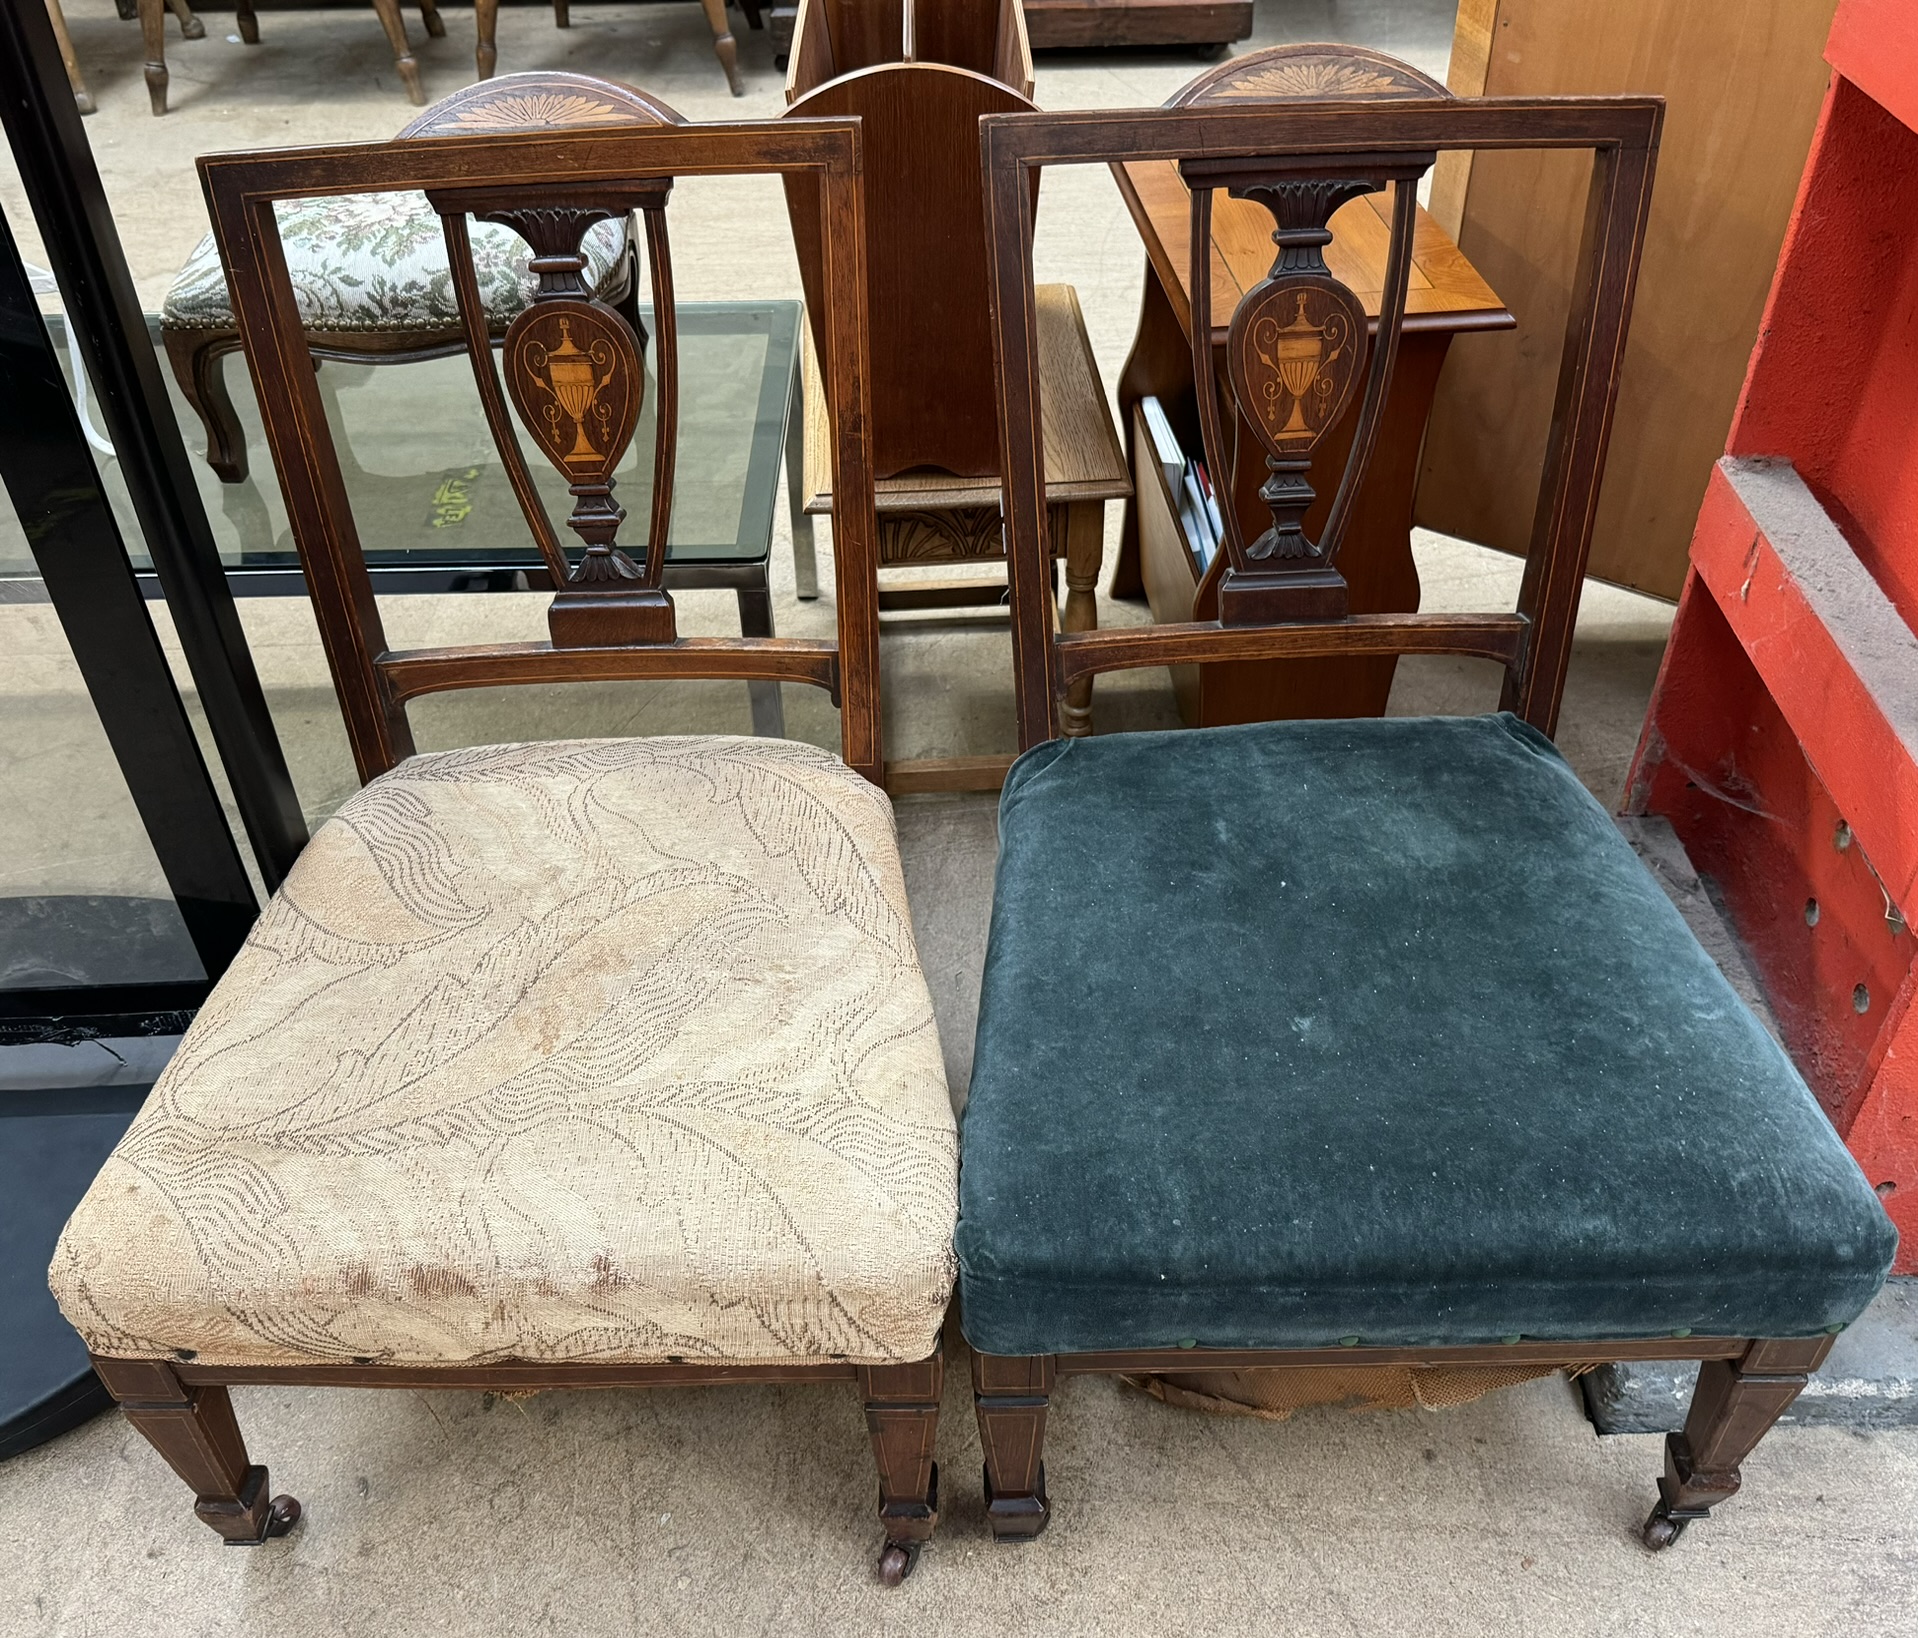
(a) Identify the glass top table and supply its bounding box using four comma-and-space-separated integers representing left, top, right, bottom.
0, 300, 806, 594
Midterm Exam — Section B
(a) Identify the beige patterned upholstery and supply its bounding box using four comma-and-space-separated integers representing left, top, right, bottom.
51, 737, 957, 1369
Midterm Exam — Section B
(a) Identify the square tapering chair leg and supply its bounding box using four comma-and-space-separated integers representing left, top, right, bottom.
970, 1352, 1053, 1540
1641, 1338, 1825, 1550
859, 1358, 944, 1584
93, 1359, 301, 1545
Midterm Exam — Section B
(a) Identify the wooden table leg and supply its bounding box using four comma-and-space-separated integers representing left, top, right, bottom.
44, 0, 94, 114
474, 0, 497, 76
1059, 499, 1103, 737
698, 0, 744, 96
369, 0, 425, 105
137, 0, 168, 114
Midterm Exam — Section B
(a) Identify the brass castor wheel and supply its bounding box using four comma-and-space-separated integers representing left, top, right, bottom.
1641, 1501, 1687, 1551
877, 1540, 920, 1586
264, 1495, 302, 1538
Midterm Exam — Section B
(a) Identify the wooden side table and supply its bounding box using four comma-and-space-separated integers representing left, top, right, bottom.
801, 284, 1130, 790
1112, 163, 1511, 725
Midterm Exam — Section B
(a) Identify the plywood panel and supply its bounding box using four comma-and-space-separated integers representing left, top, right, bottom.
1414, 0, 1839, 598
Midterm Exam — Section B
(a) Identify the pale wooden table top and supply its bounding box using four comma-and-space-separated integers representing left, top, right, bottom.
1114, 160, 1514, 338
802, 282, 1131, 515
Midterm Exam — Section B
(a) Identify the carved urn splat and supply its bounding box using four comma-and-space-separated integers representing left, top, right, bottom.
463, 190, 679, 647
1183, 151, 1428, 627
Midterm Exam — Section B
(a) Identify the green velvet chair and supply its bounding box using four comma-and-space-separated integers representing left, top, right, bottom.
958, 49, 1898, 1552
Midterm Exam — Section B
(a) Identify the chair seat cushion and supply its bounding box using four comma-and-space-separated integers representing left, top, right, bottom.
956, 714, 1896, 1357
51, 738, 957, 1369
160, 193, 628, 335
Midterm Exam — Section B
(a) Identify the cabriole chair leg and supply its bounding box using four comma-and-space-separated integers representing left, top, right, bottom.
859, 1358, 943, 1585
1642, 1339, 1823, 1549
94, 1359, 301, 1545
163, 329, 250, 484
970, 1351, 1052, 1540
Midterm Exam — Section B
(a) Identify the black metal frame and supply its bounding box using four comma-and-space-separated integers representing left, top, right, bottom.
0, 0, 310, 1464
0, 0, 306, 897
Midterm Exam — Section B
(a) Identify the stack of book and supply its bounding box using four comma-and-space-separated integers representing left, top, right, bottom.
1140, 395, 1225, 571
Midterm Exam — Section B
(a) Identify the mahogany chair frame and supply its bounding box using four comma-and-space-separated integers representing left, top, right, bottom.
973, 95, 1838, 1551
89, 109, 935, 1585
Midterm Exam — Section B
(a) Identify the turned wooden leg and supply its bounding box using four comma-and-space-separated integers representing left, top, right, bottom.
1642, 1338, 1829, 1550
369, 0, 425, 105
473, 0, 497, 77
44, 0, 95, 114
1058, 499, 1103, 738
137, 0, 168, 115
165, 0, 204, 38
972, 1351, 1053, 1540
93, 1359, 300, 1545
697, 0, 744, 96
164, 329, 249, 484
859, 1358, 942, 1587
235, 0, 259, 43
417, 0, 446, 39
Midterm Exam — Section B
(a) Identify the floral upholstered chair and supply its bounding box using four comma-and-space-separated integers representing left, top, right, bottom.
160, 80, 657, 486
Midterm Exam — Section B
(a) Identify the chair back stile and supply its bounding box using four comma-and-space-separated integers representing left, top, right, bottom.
196, 83, 883, 786
981, 94, 1662, 750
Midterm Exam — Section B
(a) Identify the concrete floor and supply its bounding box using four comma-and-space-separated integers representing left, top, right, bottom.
6, 4, 1917, 1635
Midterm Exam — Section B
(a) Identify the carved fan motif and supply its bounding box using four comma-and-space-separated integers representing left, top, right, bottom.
1169, 44, 1453, 109
1211, 59, 1427, 100
448, 91, 630, 129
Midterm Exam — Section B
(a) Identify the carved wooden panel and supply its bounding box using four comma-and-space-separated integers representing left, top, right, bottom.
1228, 281, 1367, 458
1168, 45, 1450, 106
397, 71, 685, 138
503, 302, 644, 538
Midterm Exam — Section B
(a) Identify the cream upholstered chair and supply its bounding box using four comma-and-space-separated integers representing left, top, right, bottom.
50, 76, 955, 1586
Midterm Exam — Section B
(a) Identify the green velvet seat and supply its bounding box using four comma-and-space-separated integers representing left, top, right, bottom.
956, 713, 1896, 1358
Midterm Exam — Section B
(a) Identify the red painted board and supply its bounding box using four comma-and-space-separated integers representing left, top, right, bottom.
1728, 78, 1918, 630
1848, 983, 1918, 1255
1826, 0, 1918, 140
1688, 459, 1918, 916
1628, 571, 1914, 1133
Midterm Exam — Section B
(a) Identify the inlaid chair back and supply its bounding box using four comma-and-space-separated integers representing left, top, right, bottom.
784, 0, 1035, 479
982, 66, 1661, 746
199, 72, 882, 784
